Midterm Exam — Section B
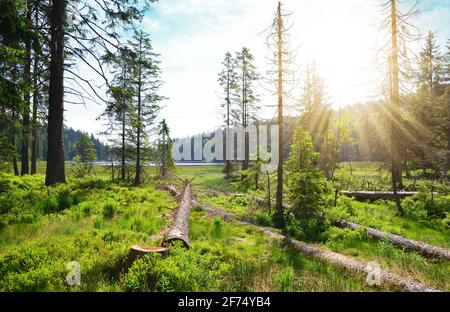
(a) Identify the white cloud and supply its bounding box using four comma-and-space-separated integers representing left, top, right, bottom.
65, 0, 450, 139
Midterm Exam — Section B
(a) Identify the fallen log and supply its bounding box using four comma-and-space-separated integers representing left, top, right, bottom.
159, 184, 440, 292
235, 193, 269, 206
342, 191, 417, 201
241, 192, 450, 260
194, 202, 440, 292
161, 183, 192, 248
158, 184, 251, 223
207, 190, 270, 206
213, 191, 450, 260
334, 220, 450, 260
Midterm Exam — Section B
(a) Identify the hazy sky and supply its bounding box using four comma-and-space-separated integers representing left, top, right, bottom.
65, 0, 450, 140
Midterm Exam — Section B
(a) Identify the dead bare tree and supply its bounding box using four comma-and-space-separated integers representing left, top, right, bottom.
377, 0, 421, 213
263, 1, 298, 227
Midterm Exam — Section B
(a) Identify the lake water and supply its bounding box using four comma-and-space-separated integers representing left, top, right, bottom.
77, 161, 224, 167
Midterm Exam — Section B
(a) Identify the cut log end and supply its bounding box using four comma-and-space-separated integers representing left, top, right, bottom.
126, 245, 170, 268
131, 245, 170, 255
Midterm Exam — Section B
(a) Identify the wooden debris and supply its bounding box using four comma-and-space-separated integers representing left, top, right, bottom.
334, 220, 450, 260
342, 191, 417, 201
161, 183, 192, 248
159, 184, 441, 292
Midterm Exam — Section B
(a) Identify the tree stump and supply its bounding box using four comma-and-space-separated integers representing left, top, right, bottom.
126, 245, 169, 268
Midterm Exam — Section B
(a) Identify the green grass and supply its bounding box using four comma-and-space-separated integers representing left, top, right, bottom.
0, 172, 376, 292
333, 161, 450, 191
177, 165, 450, 291
0, 162, 448, 291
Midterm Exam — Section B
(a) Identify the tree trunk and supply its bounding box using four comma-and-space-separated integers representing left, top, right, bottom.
275, 2, 284, 226
234, 193, 268, 206
10, 108, 19, 176
111, 160, 115, 181
267, 171, 271, 214
31, 7, 39, 175
241, 50, 249, 174
447, 96, 450, 171
134, 48, 142, 186
21, 0, 32, 176
161, 183, 192, 248
390, 0, 403, 212
121, 106, 126, 181
342, 191, 417, 201
45, 0, 66, 186
225, 56, 232, 179
335, 220, 450, 260
160, 184, 439, 292
161, 131, 166, 178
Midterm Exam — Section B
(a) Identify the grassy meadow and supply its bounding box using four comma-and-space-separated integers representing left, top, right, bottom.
0, 162, 448, 291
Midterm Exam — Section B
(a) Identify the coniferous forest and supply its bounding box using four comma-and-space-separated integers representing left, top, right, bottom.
0, 0, 449, 301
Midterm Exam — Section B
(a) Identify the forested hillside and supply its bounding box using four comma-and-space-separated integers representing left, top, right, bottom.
11, 126, 106, 163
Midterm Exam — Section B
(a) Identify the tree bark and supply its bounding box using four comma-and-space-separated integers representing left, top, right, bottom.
225, 55, 232, 179
342, 191, 417, 201
45, 0, 66, 185
31, 6, 39, 175
134, 41, 142, 186
10, 108, 19, 176
275, 2, 284, 226
241, 49, 249, 173
161, 183, 192, 248
21, 0, 32, 176
335, 220, 450, 260
235, 193, 269, 206
161, 131, 166, 178
390, 0, 404, 213
447, 96, 450, 170
226, 192, 449, 259
121, 101, 126, 181
160, 184, 439, 292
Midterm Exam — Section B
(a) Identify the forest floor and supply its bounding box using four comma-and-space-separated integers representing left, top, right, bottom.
0, 163, 448, 291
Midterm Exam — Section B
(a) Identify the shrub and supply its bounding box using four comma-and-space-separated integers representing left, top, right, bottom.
79, 202, 94, 216
402, 193, 450, 220
211, 217, 223, 239
255, 213, 272, 227
94, 216, 105, 229
285, 129, 330, 220
123, 253, 161, 291
123, 244, 226, 292
287, 211, 330, 242
39, 197, 59, 213
102, 201, 118, 219
58, 191, 73, 211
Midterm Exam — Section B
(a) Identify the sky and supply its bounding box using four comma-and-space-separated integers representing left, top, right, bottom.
65, 0, 450, 140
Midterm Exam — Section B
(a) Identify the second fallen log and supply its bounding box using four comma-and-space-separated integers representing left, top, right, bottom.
342, 191, 417, 201
334, 220, 450, 260
161, 183, 192, 248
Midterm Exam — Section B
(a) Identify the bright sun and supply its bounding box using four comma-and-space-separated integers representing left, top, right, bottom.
286, 0, 384, 107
